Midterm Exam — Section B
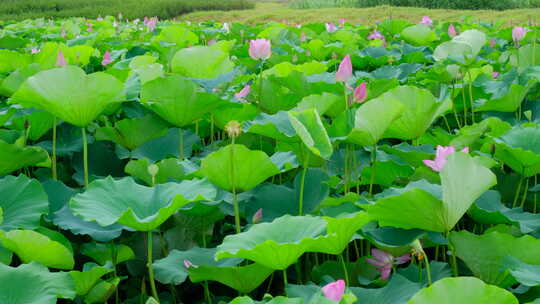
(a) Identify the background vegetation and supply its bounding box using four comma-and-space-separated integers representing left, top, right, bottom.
0, 0, 254, 21
290, 0, 540, 9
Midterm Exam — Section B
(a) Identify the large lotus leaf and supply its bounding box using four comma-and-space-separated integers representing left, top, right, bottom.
407, 277, 517, 304
84, 277, 120, 304
171, 46, 234, 79
308, 212, 370, 255
80, 242, 135, 265
95, 114, 168, 150
293, 93, 341, 116
10, 66, 125, 127
70, 177, 216, 231
380, 86, 451, 140
347, 97, 405, 146
125, 158, 185, 186
216, 215, 327, 270
401, 25, 438, 46
200, 144, 280, 192
0, 229, 74, 269
0, 139, 50, 175
123, 128, 200, 162
368, 153, 495, 232
245, 111, 299, 142
450, 230, 540, 287
7, 108, 55, 141
351, 274, 422, 304
0, 174, 48, 231
495, 125, 540, 177
501, 255, 540, 287
0, 49, 31, 74
476, 82, 535, 112
70, 263, 114, 296
433, 29, 486, 61
152, 25, 198, 48
0, 262, 75, 304
0, 64, 41, 97
288, 108, 333, 159
140, 75, 224, 127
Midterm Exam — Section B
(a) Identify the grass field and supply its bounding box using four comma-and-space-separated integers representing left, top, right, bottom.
180, 1, 540, 24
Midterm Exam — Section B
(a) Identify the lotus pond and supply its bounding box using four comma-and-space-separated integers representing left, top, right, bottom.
1, 15, 540, 304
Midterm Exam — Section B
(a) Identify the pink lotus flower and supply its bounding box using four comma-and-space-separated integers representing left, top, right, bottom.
336, 55, 352, 83
367, 29, 384, 41
448, 24, 457, 37
86, 23, 93, 32
492, 72, 500, 78
56, 50, 67, 67
512, 26, 528, 46
252, 208, 263, 224
366, 249, 410, 281
97, 16, 103, 21
234, 84, 251, 101
145, 17, 158, 32
101, 51, 112, 66
31, 48, 41, 54
249, 39, 271, 60
183, 260, 197, 269
321, 280, 345, 302
325, 23, 338, 33
354, 82, 367, 103
420, 16, 433, 26
423, 145, 469, 172
490, 38, 497, 48
339, 18, 346, 26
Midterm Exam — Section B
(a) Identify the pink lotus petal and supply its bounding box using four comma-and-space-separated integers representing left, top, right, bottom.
56, 50, 67, 67
249, 39, 271, 60
448, 24, 457, 37
252, 208, 263, 224
420, 16, 433, 26
101, 51, 112, 66
512, 26, 529, 46
321, 280, 345, 302
492, 72, 499, 79
335, 54, 352, 82
365, 257, 386, 268
394, 253, 411, 264
380, 265, 392, 280
461, 147, 470, 153
325, 23, 337, 33
368, 29, 384, 41
235, 84, 251, 101
354, 82, 367, 103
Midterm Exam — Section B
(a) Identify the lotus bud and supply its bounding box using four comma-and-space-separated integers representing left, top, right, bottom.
234, 85, 250, 101
335, 54, 352, 82
325, 23, 337, 33
512, 26, 528, 46
448, 24, 457, 37
490, 38, 496, 48
31, 48, 41, 54
420, 16, 433, 26
101, 51, 112, 66
322, 280, 345, 302
252, 208, 263, 224
353, 82, 367, 103
492, 72, 499, 79
300, 32, 307, 42
249, 38, 272, 60
225, 120, 242, 138
183, 259, 197, 269
56, 50, 67, 67
147, 164, 159, 177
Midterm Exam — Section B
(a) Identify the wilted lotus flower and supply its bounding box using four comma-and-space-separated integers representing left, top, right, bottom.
183, 260, 198, 269
225, 120, 242, 138
367, 29, 384, 41
249, 39, 271, 60
31, 48, 41, 54
354, 82, 367, 103
306, 50, 311, 57
420, 16, 433, 26
512, 26, 528, 46
423, 145, 469, 172
252, 208, 263, 224
366, 249, 410, 281
101, 51, 112, 66
492, 72, 500, 78
234, 84, 251, 101
321, 280, 345, 302
56, 50, 67, 67
448, 24, 457, 37
336, 55, 352, 83
325, 23, 337, 33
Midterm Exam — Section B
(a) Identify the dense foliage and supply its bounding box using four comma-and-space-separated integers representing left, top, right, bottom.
290, 0, 540, 10
0, 0, 254, 21
1, 13, 540, 304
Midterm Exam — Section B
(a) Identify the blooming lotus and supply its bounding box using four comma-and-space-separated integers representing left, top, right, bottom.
145, 17, 158, 32
101, 51, 112, 66
354, 82, 367, 103
366, 249, 410, 280
234, 84, 251, 101
512, 26, 528, 46
249, 39, 271, 60
423, 145, 469, 172
321, 280, 345, 302
56, 50, 67, 67
31, 48, 40, 54
336, 55, 352, 83
420, 16, 433, 26
448, 24, 457, 37
325, 23, 337, 33
367, 30, 384, 41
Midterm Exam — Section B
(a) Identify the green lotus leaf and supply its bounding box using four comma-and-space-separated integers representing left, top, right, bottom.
152, 25, 198, 49
213, 102, 259, 129
368, 153, 496, 232
401, 25, 438, 46
308, 212, 370, 255
200, 144, 280, 192
70, 263, 114, 296
0, 243, 12, 265
292, 93, 341, 116
494, 125, 540, 177
0, 229, 74, 269
70, 177, 216, 231
433, 29, 486, 61
216, 215, 327, 270
407, 277, 517, 304
95, 114, 168, 150
7, 109, 55, 141
501, 255, 540, 287
80, 242, 135, 265
0, 139, 50, 175
0, 262, 76, 304
450, 230, 540, 288
0, 63, 41, 97
244, 111, 299, 142
229, 296, 304, 304
350, 274, 422, 304
10, 66, 125, 127
0, 174, 48, 231
379, 143, 434, 167
288, 108, 333, 159
123, 128, 200, 162
476, 82, 535, 112
380, 86, 451, 140
171, 46, 234, 79
263, 61, 327, 78
84, 277, 120, 304
140, 75, 224, 127
125, 158, 185, 186
347, 96, 404, 146
0, 49, 31, 74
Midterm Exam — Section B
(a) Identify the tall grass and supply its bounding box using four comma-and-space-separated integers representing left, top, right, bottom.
0, 0, 254, 21
289, 0, 540, 10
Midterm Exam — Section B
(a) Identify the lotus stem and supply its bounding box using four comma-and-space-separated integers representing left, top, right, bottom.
298, 151, 310, 216
369, 144, 378, 197
203, 281, 212, 304
520, 177, 529, 208
179, 128, 184, 160
265, 273, 274, 294
461, 81, 468, 126
52, 117, 57, 180
467, 70, 475, 124
339, 253, 349, 286
258, 61, 264, 106
513, 174, 525, 208
82, 127, 89, 187
534, 175, 538, 213
109, 241, 119, 304
451, 82, 462, 129
424, 255, 433, 286
147, 231, 160, 302
282, 269, 288, 294
230, 138, 241, 234
446, 232, 459, 277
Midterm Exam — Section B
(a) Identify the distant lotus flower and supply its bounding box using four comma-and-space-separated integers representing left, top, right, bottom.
86, 23, 93, 32
300, 32, 307, 42
367, 29, 384, 41
448, 24, 457, 37
249, 39, 271, 60
336, 55, 352, 83
420, 16, 433, 26
101, 51, 112, 66
325, 23, 337, 33
183, 260, 198, 269
492, 72, 500, 78
321, 280, 345, 302
512, 26, 528, 46
222, 22, 231, 33
133, 19, 140, 25
490, 38, 497, 48
56, 50, 67, 67
252, 208, 263, 224
145, 17, 158, 32
366, 249, 410, 281
339, 18, 346, 26
97, 16, 103, 21
113, 21, 118, 28
234, 84, 251, 101
31, 48, 41, 54
423, 145, 469, 172
354, 82, 367, 103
